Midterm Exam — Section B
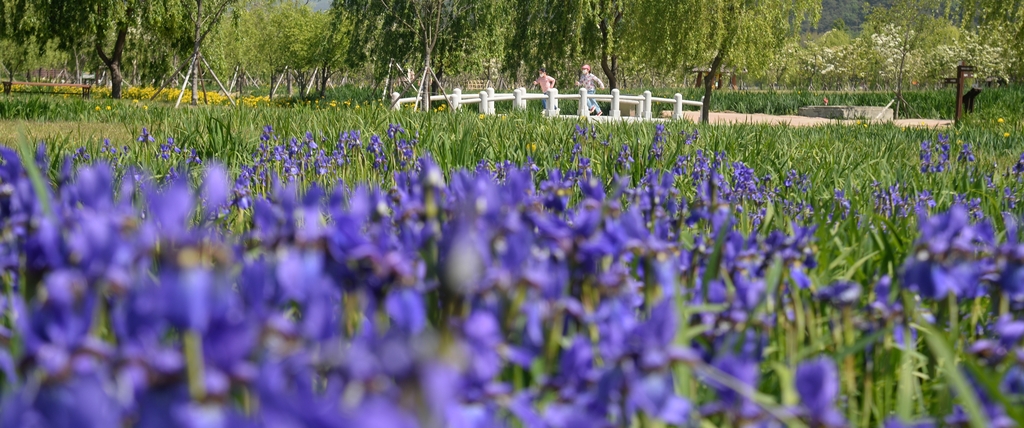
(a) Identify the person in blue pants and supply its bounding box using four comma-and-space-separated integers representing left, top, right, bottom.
533, 67, 556, 109
575, 64, 605, 116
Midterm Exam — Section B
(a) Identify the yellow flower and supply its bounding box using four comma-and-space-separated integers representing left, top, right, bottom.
479, 114, 485, 119
856, 120, 862, 125
95, 106, 101, 111
133, 99, 139, 103
998, 118, 1005, 123
530, 143, 537, 152
106, 106, 111, 110
143, 105, 148, 110
1006, 133, 1012, 138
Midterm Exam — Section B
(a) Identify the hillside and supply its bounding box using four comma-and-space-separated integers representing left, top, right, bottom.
310, 0, 331, 11
816, 0, 891, 33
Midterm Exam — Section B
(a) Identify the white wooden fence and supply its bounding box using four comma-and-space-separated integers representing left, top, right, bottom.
390, 87, 703, 120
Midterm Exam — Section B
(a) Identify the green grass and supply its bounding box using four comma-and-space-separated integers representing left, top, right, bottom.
647, 86, 1024, 120
3, 91, 1024, 426
2, 92, 1021, 188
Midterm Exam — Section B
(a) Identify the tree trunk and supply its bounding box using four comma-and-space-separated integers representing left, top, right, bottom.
109, 62, 125, 98
598, 9, 623, 90
96, 26, 129, 99
269, 72, 275, 99
894, 49, 908, 120
200, 66, 209, 104
430, 64, 444, 106
191, 0, 203, 106
420, 49, 432, 112
319, 66, 330, 98
73, 47, 81, 84
601, 53, 618, 90
701, 52, 725, 124
238, 68, 245, 96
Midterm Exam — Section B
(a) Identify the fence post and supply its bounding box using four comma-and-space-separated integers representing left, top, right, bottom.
546, 88, 558, 117
643, 91, 653, 120
579, 87, 589, 117
486, 87, 495, 114
673, 93, 683, 120
451, 88, 462, 110
391, 92, 401, 111
513, 88, 525, 110
610, 89, 620, 118
479, 91, 489, 115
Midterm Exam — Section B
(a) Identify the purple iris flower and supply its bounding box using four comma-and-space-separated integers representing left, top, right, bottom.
815, 280, 862, 307
884, 418, 936, 428
795, 357, 846, 427
138, 127, 155, 143
202, 163, 230, 215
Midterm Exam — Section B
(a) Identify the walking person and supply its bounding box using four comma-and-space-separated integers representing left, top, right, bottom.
576, 64, 604, 116
533, 67, 556, 109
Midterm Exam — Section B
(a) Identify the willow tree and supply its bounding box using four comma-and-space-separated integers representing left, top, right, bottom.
3, 0, 158, 98
504, 0, 635, 89
707, 0, 818, 122
339, 0, 504, 110
0, 0, 37, 81
634, 0, 820, 122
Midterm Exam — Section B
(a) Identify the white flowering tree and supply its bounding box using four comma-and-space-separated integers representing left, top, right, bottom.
862, 0, 949, 117
959, 0, 1023, 80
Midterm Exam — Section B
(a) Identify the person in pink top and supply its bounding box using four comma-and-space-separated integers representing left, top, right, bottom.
532, 67, 556, 109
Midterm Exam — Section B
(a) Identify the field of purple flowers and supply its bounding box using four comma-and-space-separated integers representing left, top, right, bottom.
1, 119, 1024, 428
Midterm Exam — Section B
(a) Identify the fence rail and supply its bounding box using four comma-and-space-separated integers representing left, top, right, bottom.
391, 87, 703, 120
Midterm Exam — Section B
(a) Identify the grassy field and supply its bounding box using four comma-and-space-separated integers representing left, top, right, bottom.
2, 90, 1024, 427
7, 83, 1023, 120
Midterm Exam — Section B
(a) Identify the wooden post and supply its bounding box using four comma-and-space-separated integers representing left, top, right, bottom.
451, 88, 462, 110
228, 66, 238, 93
643, 91, 653, 120
479, 91, 489, 114
579, 87, 589, 117
303, 67, 318, 97
174, 55, 197, 109
200, 54, 236, 106
673, 93, 683, 120
391, 92, 401, 110
954, 63, 975, 124
611, 89, 621, 118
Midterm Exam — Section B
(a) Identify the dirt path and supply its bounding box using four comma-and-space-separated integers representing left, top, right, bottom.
559, 111, 952, 128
